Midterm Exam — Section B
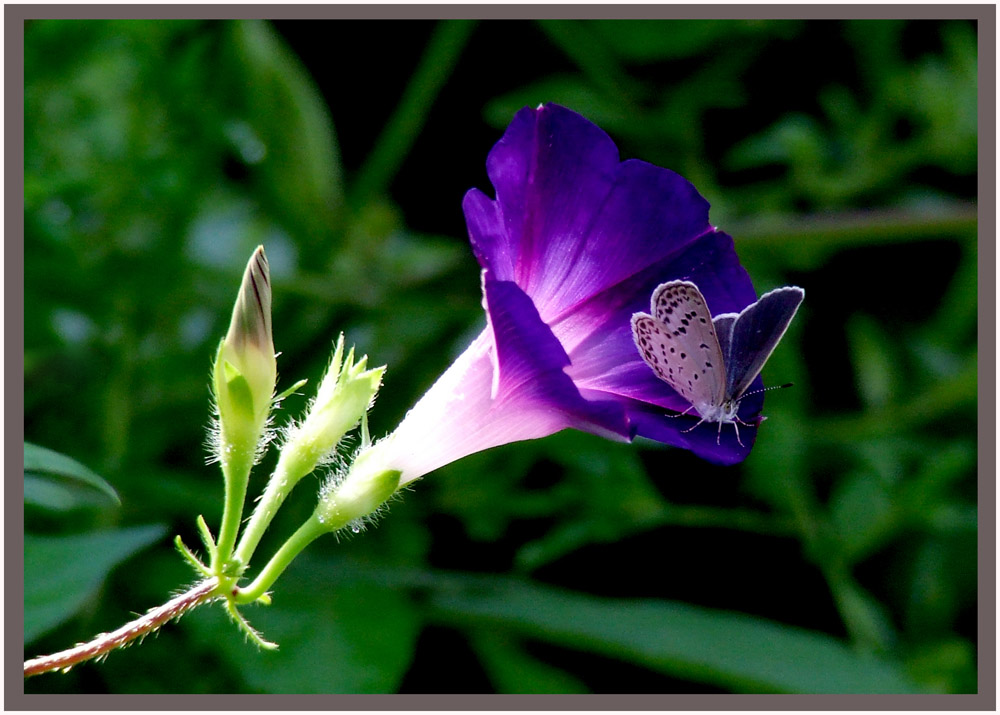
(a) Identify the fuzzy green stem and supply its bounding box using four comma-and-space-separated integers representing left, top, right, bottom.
234, 513, 331, 604
233, 459, 302, 567
214, 451, 254, 572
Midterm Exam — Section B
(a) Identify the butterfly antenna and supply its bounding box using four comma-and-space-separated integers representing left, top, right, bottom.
740, 382, 794, 399
724, 384, 793, 445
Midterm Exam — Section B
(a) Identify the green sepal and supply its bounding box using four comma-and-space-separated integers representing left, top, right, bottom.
174, 535, 212, 578
222, 363, 257, 420
225, 600, 278, 650
275, 378, 308, 403
317, 468, 401, 531
196, 514, 218, 562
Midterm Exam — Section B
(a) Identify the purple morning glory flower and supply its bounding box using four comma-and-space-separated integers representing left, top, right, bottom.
372, 104, 762, 486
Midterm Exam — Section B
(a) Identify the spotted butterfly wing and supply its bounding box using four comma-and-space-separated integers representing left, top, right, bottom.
630, 281, 726, 418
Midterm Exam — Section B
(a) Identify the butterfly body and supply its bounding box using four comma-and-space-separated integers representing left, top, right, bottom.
631, 280, 804, 443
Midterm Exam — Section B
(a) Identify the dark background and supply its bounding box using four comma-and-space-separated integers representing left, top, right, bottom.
24, 18, 978, 694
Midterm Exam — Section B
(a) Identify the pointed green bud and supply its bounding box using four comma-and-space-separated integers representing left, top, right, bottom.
315, 468, 401, 531
278, 334, 385, 482
213, 246, 277, 466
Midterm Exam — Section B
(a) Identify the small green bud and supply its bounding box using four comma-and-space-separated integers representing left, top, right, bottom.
221, 557, 245, 577
315, 468, 401, 531
278, 334, 385, 482
213, 246, 277, 465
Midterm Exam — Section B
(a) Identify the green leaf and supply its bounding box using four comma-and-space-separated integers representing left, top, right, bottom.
470, 630, 589, 693
730, 203, 977, 273
24, 524, 167, 644
433, 445, 542, 542
905, 637, 977, 693
829, 470, 899, 564
899, 439, 976, 533
514, 432, 667, 571
924, 241, 977, 346
483, 77, 624, 133
829, 578, 898, 653
809, 355, 976, 444
587, 19, 787, 62
227, 19, 344, 244
24, 442, 120, 512
429, 581, 921, 693
847, 314, 898, 409
903, 536, 975, 635
536, 21, 643, 106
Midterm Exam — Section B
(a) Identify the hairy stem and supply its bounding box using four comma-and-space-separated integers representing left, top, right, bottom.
214, 452, 253, 571
233, 460, 299, 568
24, 578, 220, 678
235, 514, 328, 604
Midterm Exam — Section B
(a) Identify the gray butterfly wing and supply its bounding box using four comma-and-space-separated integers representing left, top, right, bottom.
725, 286, 804, 399
631, 281, 726, 414
712, 313, 737, 369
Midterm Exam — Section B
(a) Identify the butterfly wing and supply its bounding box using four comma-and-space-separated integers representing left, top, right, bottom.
712, 313, 737, 369
631, 281, 726, 416
725, 286, 805, 399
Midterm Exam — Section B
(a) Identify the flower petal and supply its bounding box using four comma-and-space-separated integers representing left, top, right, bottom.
372, 329, 562, 485
629, 402, 759, 466
557, 229, 757, 398
463, 104, 715, 324
483, 272, 630, 441
461, 105, 770, 466
370, 272, 630, 486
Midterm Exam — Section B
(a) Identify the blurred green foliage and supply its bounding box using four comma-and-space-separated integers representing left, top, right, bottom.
23, 18, 978, 694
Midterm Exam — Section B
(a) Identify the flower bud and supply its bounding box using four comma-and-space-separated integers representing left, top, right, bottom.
278, 334, 385, 482
315, 467, 401, 531
213, 246, 277, 466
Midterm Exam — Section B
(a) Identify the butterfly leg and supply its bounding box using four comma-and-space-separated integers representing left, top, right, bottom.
680, 416, 707, 435
666, 405, 696, 419
728, 413, 762, 448
729, 420, 744, 448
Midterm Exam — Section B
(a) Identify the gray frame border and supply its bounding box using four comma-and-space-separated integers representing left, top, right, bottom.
8, 3, 994, 711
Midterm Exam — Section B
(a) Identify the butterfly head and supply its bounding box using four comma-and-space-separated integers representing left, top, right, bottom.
694, 397, 742, 426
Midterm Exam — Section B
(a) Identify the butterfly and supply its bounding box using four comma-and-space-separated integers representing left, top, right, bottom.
631, 280, 805, 446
